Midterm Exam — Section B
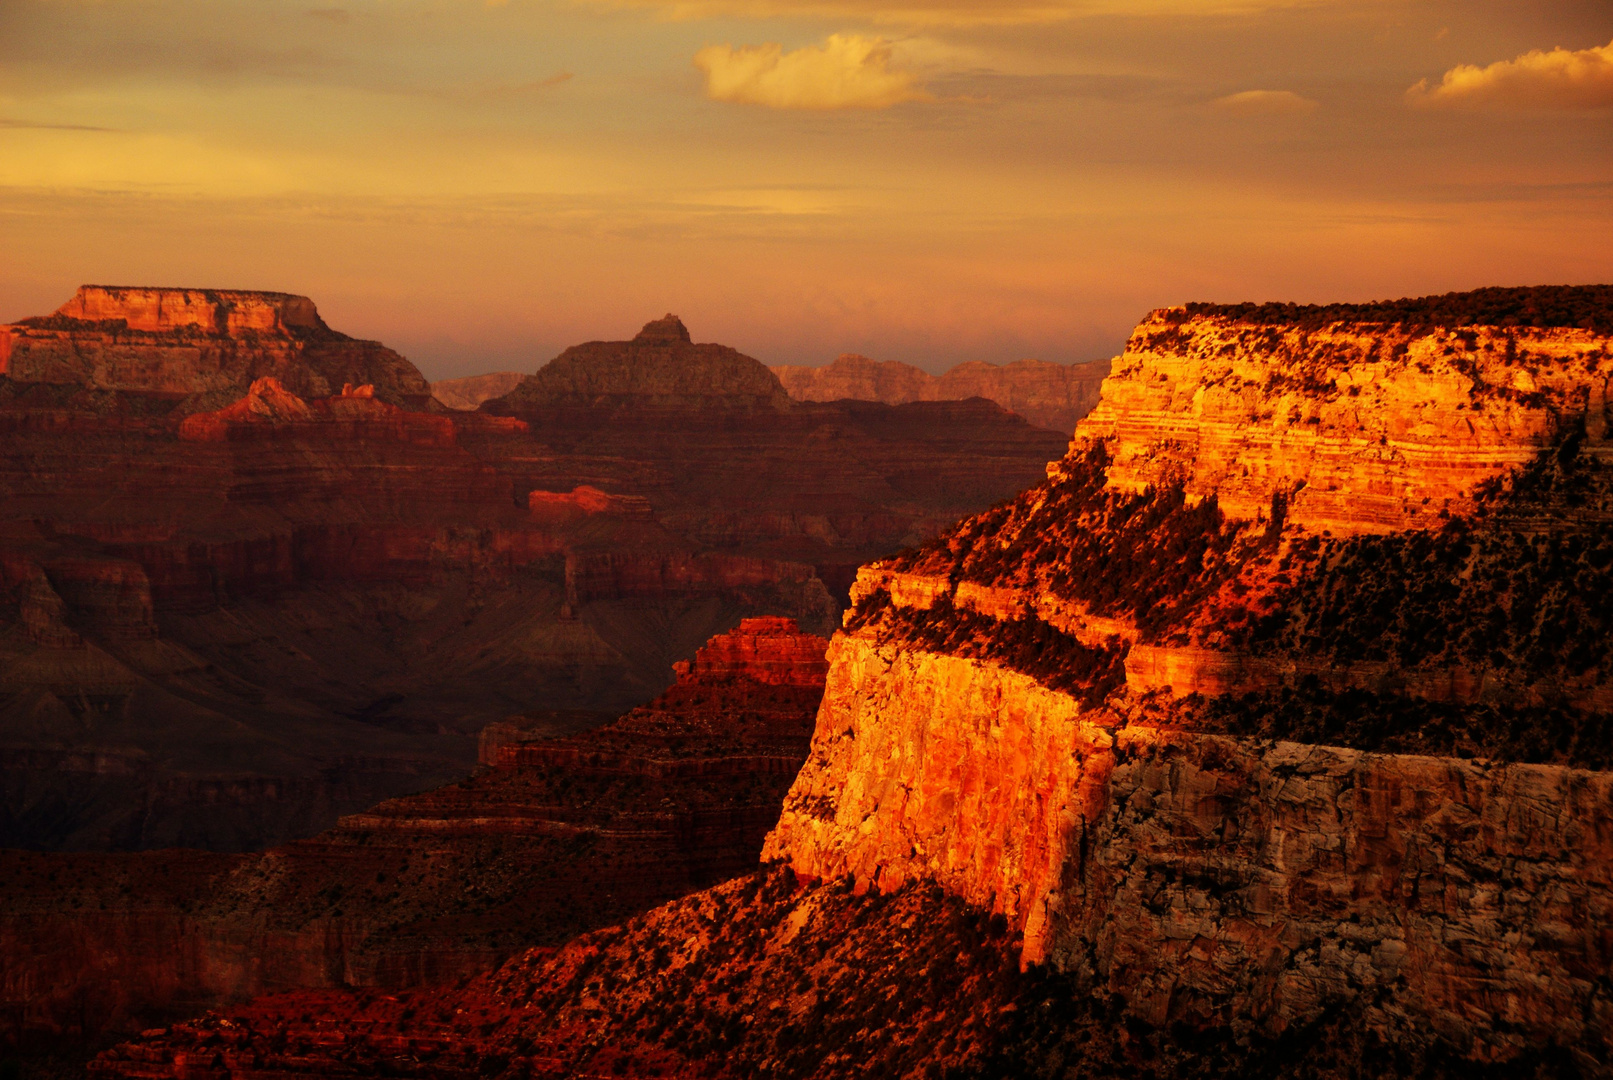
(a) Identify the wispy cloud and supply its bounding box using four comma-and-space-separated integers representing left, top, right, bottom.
695, 34, 931, 109
604, 0, 1325, 28
479, 73, 574, 98
1408, 37, 1613, 110
1212, 89, 1317, 115
0, 118, 116, 132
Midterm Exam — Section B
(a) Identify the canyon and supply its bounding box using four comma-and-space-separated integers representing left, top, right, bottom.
0, 290, 1065, 853
78, 285, 1613, 1079
0, 617, 828, 1046
771, 352, 1110, 434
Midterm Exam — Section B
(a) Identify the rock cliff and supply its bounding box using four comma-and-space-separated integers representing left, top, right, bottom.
491, 315, 793, 415
0, 286, 433, 412
771, 353, 1111, 433
758, 286, 1613, 1066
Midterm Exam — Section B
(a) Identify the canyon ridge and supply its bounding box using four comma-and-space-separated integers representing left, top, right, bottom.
76, 284, 1613, 1079
0, 289, 1066, 853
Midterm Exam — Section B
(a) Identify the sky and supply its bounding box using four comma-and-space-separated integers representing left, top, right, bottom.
0, 1, 1609, 379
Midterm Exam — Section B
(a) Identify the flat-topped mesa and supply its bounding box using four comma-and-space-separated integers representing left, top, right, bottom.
484, 314, 794, 415
772, 352, 1110, 433
670, 615, 831, 686
0, 285, 432, 412
1070, 285, 1613, 535
55, 285, 326, 336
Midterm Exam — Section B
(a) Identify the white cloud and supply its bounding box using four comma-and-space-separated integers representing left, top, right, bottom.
1212, 89, 1317, 115
694, 34, 931, 109
1408, 37, 1613, 110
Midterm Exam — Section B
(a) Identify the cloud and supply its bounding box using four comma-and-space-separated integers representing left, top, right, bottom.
695, 34, 931, 109
603, 0, 1325, 28
1212, 89, 1317, 115
1408, 37, 1613, 110
0, 118, 115, 132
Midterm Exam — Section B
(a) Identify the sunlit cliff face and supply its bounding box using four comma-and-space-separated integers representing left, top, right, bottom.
1, 1, 1609, 377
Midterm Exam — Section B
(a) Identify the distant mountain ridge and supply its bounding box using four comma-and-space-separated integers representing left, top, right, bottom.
771, 352, 1110, 433
431, 371, 525, 410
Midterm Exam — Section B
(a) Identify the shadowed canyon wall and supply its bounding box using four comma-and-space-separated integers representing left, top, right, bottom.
0, 294, 1063, 852
771, 353, 1111, 434
0, 618, 827, 1044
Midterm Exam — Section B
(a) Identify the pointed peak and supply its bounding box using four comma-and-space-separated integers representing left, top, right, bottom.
634, 314, 691, 344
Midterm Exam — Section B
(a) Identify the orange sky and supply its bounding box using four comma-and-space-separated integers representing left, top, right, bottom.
1, 1, 1609, 378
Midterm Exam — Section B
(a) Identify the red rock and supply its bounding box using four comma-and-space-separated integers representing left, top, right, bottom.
0, 285, 433, 411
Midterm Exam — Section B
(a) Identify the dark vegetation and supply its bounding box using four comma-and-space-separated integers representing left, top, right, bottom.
845, 590, 1126, 707
1178, 284, 1613, 334
880, 443, 1257, 642
1245, 425, 1613, 686
1175, 686, 1613, 770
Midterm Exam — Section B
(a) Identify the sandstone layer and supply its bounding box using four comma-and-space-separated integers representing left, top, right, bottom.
1, 619, 828, 1046
759, 286, 1613, 1066
771, 352, 1111, 433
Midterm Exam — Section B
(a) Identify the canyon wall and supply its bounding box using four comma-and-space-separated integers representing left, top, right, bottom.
0, 619, 828, 1043
772, 352, 1111, 433
764, 289, 1613, 1063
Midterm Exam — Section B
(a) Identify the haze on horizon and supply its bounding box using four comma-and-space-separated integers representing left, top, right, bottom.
1, 0, 1609, 380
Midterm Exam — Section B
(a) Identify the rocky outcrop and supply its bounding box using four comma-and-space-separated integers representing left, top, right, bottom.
758, 287, 1613, 1064
0, 286, 433, 412
0, 619, 828, 1046
771, 353, 1110, 433
490, 315, 793, 415
1074, 306, 1612, 534
432, 372, 526, 411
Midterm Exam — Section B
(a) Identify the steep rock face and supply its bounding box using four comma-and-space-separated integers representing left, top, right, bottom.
772, 353, 1110, 433
760, 287, 1613, 1065
0, 619, 829, 1044
0, 285, 432, 411
765, 637, 1612, 1054
1077, 306, 1611, 533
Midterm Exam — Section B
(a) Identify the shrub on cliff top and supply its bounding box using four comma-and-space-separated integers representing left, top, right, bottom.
1177, 284, 1613, 334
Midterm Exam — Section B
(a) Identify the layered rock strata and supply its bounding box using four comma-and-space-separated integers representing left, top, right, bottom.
0, 619, 828, 1046
432, 371, 526, 411
0, 301, 1059, 850
0, 286, 432, 411
760, 287, 1613, 1064
771, 352, 1110, 433
86, 286, 1613, 1079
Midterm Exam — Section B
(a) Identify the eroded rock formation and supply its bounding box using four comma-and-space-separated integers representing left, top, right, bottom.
771, 353, 1111, 433
0, 286, 432, 412
0, 619, 828, 1046
0, 299, 1061, 851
